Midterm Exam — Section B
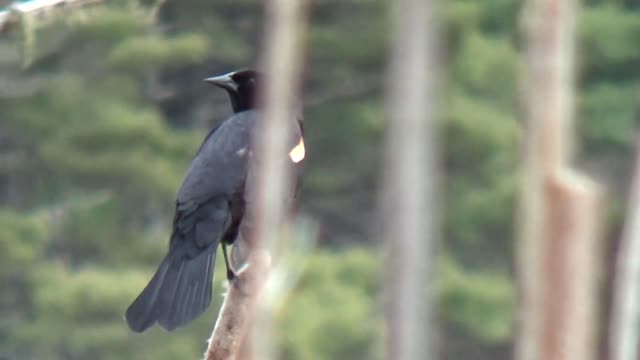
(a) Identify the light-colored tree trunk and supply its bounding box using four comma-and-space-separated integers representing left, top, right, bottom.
609, 139, 640, 360
203, 0, 308, 359
381, 0, 440, 359
516, 0, 604, 359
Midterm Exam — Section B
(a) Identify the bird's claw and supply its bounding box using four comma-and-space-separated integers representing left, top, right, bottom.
226, 269, 236, 281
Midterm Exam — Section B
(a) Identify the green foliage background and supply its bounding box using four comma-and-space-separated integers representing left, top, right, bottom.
0, 0, 637, 359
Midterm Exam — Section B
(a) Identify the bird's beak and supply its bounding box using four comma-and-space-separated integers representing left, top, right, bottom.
204, 73, 237, 91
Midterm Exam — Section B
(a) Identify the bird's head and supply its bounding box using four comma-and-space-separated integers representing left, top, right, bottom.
205, 69, 262, 113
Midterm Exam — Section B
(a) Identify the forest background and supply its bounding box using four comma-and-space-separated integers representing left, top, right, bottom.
0, 0, 637, 359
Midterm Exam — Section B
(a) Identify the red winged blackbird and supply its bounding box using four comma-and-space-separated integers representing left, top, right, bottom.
125, 69, 305, 332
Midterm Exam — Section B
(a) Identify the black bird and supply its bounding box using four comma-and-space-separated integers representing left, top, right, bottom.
125, 69, 305, 332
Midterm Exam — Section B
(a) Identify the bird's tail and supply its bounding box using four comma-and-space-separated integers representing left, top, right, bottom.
125, 246, 217, 332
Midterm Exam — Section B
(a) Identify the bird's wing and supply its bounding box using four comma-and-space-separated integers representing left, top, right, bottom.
126, 111, 269, 332
167, 111, 257, 252
177, 110, 258, 205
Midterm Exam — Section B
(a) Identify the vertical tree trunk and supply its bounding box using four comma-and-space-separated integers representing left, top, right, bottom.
248, 0, 308, 358
382, 0, 440, 359
609, 140, 640, 360
204, 0, 308, 359
516, 0, 604, 359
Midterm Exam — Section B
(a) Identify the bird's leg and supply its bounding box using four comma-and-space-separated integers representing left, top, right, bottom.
222, 242, 235, 281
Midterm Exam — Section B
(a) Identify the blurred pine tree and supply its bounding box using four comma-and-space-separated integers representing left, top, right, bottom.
0, 0, 637, 359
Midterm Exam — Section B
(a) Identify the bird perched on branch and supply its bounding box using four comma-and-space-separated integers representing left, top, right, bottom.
125, 69, 305, 332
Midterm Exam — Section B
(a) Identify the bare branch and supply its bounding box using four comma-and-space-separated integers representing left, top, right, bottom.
204, 251, 270, 360
0, 0, 103, 33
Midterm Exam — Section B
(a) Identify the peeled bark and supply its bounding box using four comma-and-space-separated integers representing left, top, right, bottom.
516, 0, 604, 359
